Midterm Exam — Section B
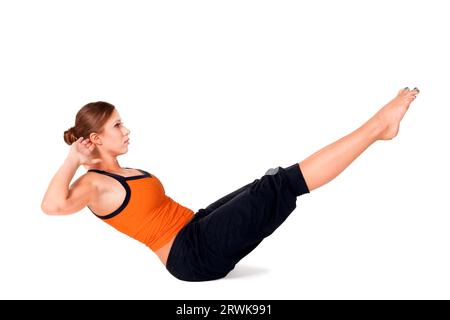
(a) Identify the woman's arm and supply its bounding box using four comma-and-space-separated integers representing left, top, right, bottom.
41, 156, 81, 213
42, 137, 102, 214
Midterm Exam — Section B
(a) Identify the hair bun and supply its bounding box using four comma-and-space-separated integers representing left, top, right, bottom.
63, 126, 78, 145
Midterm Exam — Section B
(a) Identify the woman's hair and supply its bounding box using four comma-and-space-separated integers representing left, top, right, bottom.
63, 101, 116, 145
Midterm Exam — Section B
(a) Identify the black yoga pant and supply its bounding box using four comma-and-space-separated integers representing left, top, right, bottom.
166, 163, 310, 281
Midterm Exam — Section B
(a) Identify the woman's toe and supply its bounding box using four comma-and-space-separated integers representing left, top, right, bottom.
402, 87, 411, 95
409, 90, 419, 98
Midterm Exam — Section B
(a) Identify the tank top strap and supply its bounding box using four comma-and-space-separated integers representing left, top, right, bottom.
87, 168, 126, 181
86, 169, 131, 220
124, 167, 152, 178
87, 168, 152, 180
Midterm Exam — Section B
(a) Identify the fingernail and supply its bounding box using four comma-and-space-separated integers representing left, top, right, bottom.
404, 87, 409, 90
414, 87, 420, 92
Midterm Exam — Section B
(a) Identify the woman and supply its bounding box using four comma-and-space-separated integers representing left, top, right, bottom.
41, 87, 420, 281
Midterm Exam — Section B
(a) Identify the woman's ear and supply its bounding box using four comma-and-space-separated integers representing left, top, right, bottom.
89, 133, 102, 146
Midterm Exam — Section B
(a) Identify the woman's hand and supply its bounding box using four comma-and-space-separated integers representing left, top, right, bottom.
67, 137, 102, 169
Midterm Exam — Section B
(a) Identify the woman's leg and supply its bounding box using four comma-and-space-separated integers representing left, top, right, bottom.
195, 181, 254, 219
299, 87, 420, 192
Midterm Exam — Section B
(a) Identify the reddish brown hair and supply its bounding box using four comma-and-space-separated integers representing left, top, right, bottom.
63, 101, 116, 145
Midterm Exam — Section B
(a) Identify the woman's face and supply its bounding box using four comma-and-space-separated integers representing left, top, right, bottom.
91, 109, 131, 155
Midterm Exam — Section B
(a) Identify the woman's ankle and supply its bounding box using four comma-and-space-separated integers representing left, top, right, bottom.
361, 117, 385, 143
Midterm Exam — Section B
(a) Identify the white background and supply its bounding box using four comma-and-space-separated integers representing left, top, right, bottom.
1, 0, 449, 299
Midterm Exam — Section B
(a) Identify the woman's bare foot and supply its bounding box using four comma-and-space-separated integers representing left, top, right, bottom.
370, 87, 420, 141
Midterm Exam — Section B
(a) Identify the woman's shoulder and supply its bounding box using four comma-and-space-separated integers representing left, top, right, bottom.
81, 170, 102, 190
82, 169, 117, 194
83, 167, 144, 179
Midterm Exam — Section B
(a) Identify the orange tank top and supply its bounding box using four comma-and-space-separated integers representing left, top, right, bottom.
86, 167, 195, 251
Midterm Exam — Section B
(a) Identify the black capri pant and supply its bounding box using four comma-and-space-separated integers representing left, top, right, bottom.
165, 163, 310, 281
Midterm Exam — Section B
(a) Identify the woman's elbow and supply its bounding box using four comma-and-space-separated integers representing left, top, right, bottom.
41, 201, 60, 215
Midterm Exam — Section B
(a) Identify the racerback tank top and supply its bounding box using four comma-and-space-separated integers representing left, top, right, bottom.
86, 167, 195, 251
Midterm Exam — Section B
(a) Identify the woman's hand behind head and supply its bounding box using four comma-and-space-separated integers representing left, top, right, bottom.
67, 137, 102, 169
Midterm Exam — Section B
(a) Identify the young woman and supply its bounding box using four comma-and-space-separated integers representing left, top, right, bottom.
41, 87, 420, 281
